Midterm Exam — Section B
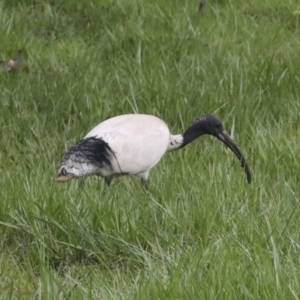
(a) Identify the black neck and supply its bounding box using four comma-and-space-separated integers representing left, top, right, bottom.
181, 125, 207, 148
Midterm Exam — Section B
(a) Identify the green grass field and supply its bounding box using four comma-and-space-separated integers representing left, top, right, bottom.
1, 0, 300, 298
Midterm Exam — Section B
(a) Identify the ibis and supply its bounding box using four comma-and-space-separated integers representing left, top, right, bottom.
57, 114, 251, 186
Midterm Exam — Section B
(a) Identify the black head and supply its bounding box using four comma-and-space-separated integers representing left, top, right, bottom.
190, 114, 224, 136
183, 114, 252, 184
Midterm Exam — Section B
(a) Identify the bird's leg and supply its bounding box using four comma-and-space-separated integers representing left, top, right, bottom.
141, 178, 149, 190
94, 177, 111, 196
104, 177, 112, 187
78, 179, 85, 188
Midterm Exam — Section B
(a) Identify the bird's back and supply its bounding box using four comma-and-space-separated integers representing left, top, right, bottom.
85, 114, 171, 176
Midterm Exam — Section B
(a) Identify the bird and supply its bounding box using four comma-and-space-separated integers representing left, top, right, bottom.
56, 114, 251, 187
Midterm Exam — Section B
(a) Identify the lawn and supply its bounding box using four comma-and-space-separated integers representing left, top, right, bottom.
0, 0, 300, 299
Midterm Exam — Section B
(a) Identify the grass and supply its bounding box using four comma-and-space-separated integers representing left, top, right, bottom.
0, 0, 300, 298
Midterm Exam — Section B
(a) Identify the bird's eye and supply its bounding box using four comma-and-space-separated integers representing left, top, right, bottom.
61, 167, 67, 176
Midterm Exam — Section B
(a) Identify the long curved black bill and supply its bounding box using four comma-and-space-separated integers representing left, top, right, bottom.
217, 131, 252, 184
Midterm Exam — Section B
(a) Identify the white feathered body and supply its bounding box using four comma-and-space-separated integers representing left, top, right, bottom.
81, 114, 182, 180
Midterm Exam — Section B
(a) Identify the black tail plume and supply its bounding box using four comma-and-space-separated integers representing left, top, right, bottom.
61, 137, 115, 170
